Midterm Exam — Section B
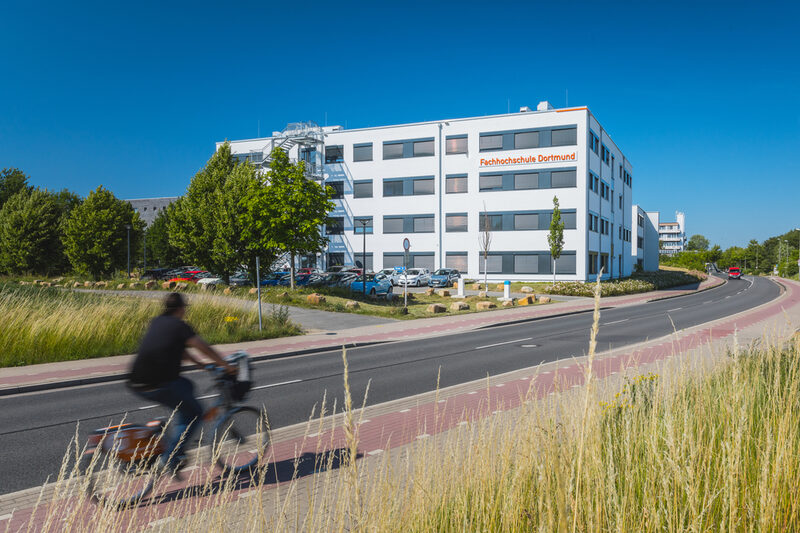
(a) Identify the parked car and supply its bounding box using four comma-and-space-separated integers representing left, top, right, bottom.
317, 272, 358, 288
325, 265, 347, 274
196, 272, 225, 286
277, 273, 321, 287
260, 272, 289, 286
428, 268, 461, 288
297, 267, 321, 275
140, 268, 171, 281
395, 268, 431, 287
229, 270, 251, 287
376, 268, 396, 281
728, 266, 742, 280
350, 274, 393, 297
167, 270, 207, 283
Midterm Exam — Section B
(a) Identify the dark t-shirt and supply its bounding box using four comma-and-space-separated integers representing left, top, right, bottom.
129, 315, 196, 386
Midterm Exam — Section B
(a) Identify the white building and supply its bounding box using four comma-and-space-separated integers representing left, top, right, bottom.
220, 102, 636, 281
658, 211, 686, 256
126, 197, 177, 227
632, 206, 660, 271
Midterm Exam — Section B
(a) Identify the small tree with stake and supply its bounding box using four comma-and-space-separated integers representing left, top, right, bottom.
548, 195, 565, 287
478, 202, 492, 291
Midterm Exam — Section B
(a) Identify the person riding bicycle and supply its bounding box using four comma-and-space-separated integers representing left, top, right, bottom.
128, 292, 236, 471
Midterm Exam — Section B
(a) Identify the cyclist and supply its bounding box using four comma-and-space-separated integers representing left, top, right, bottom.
128, 292, 236, 471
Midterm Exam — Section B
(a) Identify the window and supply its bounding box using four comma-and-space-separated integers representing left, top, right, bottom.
383, 143, 404, 159
412, 177, 434, 195
413, 140, 434, 157
611, 155, 615, 176
354, 216, 373, 234
327, 181, 344, 199
637, 237, 644, 249
446, 175, 468, 193
446, 136, 467, 154
638, 214, 644, 227
446, 252, 468, 272
514, 255, 538, 274
479, 174, 503, 191
479, 134, 503, 151
480, 214, 503, 232
326, 217, 344, 235
446, 214, 468, 232
514, 172, 537, 190
383, 217, 404, 233
412, 254, 435, 271
325, 145, 343, 164
327, 253, 344, 267
514, 131, 539, 149
383, 180, 404, 197
589, 214, 599, 232
383, 254, 404, 268
479, 255, 503, 274
562, 211, 577, 229
619, 194, 623, 209
601, 144, 610, 164
555, 253, 576, 274
353, 143, 373, 162
551, 170, 576, 188
413, 216, 434, 233
354, 253, 373, 272
514, 213, 538, 230
551, 127, 577, 146
353, 180, 373, 198
588, 252, 598, 275
600, 254, 609, 273
589, 131, 599, 154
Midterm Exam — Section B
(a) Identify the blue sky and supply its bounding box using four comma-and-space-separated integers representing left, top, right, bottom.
1, 1, 798, 248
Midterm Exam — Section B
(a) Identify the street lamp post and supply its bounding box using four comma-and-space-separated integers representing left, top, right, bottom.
125, 224, 132, 279
359, 219, 369, 296
143, 231, 147, 271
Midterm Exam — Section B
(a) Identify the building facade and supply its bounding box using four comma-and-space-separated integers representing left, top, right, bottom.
658, 211, 686, 256
632, 206, 660, 271
221, 102, 636, 281
126, 197, 177, 227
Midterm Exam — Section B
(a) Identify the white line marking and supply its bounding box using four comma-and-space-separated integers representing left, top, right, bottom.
252, 379, 302, 390
149, 517, 175, 527
0, 514, 12, 522
307, 433, 320, 438
138, 404, 158, 410
399, 408, 411, 413
703, 301, 712, 304
520, 344, 538, 348
468, 391, 477, 395
239, 490, 259, 498
357, 419, 370, 424
416, 433, 430, 440
367, 449, 384, 455
667, 308, 682, 312
458, 421, 469, 426
725, 296, 731, 299
474, 337, 532, 350
197, 393, 219, 400
495, 384, 504, 387
604, 318, 629, 325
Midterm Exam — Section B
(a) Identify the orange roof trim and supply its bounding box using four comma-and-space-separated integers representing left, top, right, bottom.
556, 107, 588, 113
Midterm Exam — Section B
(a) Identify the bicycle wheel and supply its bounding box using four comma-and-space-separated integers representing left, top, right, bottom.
85, 452, 162, 509
212, 406, 269, 474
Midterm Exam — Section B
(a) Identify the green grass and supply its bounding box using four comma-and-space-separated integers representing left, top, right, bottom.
0, 283, 301, 367
544, 268, 706, 297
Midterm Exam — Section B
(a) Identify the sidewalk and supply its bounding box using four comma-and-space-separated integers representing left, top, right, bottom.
0, 276, 724, 396
0, 276, 795, 532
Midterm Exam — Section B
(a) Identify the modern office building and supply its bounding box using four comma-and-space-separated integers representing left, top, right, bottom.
632, 206, 659, 271
658, 211, 686, 256
126, 197, 177, 227
220, 101, 636, 281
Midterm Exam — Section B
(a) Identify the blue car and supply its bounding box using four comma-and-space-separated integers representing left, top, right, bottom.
260, 272, 288, 286
350, 274, 394, 296
428, 268, 461, 288
277, 273, 320, 286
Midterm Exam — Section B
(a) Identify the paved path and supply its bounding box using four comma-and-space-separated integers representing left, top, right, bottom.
0, 275, 794, 531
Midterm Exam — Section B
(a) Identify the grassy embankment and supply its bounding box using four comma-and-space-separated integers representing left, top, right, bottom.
19, 280, 800, 531
0, 283, 301, 367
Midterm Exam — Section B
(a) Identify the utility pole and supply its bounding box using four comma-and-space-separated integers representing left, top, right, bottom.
359, 218, 369, 296
125, 224, 132, 279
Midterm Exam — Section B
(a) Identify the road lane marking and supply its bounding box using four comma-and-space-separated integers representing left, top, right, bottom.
703, 301, 712, 304
416, 434, 430, 440
520, 344, 538, 348
252, 379, 302, 390
604, 318, 629, 325
667, 308, 682, 312
399, 409, 411, 413
474, 337, 532, 350
368, 449, 384, 455
138, 404, 158, 410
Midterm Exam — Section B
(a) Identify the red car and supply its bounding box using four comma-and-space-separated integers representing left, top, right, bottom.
167, 270, 207, 283
727, 267, 742, 280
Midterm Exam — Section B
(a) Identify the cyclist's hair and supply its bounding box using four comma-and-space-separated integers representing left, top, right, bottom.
163, 292, 186, 315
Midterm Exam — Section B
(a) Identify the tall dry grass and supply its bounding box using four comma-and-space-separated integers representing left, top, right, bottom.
9, 286, 800, 531
0, 283, 301, 367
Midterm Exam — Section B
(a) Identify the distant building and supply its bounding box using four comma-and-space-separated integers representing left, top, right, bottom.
126, 197, 178, 227
658, 211, 686, 256
631, 206, 659, 271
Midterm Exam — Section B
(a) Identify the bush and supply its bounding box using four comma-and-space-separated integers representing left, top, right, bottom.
544, 269, 705, 297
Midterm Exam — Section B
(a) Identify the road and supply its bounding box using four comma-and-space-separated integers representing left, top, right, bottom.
0, 275, 779, 495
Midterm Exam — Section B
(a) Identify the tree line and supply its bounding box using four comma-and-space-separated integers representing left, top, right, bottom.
0, 144, 334, 284
662, 231, 800, 277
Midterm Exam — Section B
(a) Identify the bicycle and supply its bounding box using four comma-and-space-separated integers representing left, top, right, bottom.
83, 351, 270, 509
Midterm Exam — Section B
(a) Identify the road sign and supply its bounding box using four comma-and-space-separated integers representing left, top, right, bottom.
403, 238, 410, 251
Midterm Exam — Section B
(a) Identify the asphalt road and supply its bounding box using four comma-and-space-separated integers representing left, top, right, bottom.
0, 275, 779, 495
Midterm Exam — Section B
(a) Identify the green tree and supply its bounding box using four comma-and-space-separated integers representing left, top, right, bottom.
145, 205, 182, 267
687, 234, 710, 251
243, 148, 334, 289
547, 195, 565, 284
62, 186, 144, 278
0, 168, 31, 210
0, 188, 63, 275
168, 143, 258, 282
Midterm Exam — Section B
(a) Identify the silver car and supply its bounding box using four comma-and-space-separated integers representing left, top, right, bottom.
395, 268, 431, 287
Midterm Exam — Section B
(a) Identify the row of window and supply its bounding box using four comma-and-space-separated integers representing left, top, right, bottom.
620, 227, 631, 242
478, 126, 577, 152
327, 210, 578, 235
588, 214, 612, 235
588, 172, 611, 200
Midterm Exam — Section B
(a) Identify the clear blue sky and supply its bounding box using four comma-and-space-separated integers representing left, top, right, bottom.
1, 1, 798, 248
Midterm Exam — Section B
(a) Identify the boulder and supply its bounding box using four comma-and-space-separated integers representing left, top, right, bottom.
73, 282, 82, 288
144, 280, 157, 290
201, 283, 216, 292
277, 291, 289, 299
518, 295, 536, 306
175, 282, 188, 290
40, 282, 52, 287
478, 291, 487, 298
162, 281, 176, 290
502, 300, 515, 307
538, 296, 551, 303
223, 287, 233, 295
436, 289, 451, 297
83, 281, 92, 287
52, 277, 64, 283
520, 286, 534, 294
33, 279, 43, 285
471, 283, 481, 290
307, 293, 326, 305
248, 288, 259, 295
345, 300, 360, 310
425, 288, 435, 296
426, 303, 446, 313
94, 281, 107, 288
18, 281, 28, 285
117, 283, 126, 290
476, 301, 496, 310
450, 302, 469, 311
496, 284, 505, 291
129, 282, 140, 289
